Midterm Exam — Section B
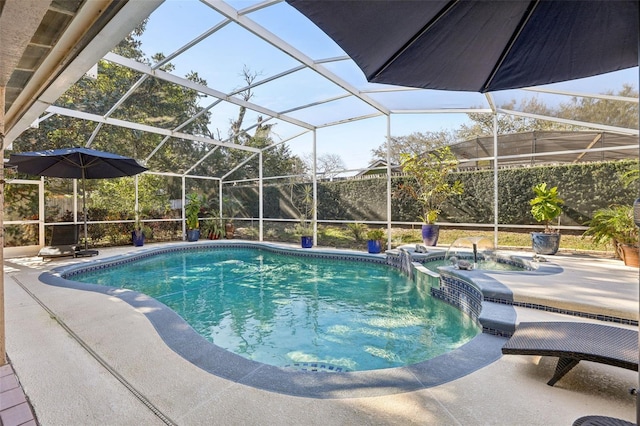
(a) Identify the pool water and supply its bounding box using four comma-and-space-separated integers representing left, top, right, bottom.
76, 247, 480, 371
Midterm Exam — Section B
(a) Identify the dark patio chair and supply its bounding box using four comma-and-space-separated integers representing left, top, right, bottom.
501, 321, 638, 386
572, 415, 635, 426
38, 224, 80, 258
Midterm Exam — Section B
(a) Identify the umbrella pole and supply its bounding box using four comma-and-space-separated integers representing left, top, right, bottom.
82, 176, 88, 251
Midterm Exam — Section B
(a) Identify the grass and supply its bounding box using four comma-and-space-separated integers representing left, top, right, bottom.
235, 222, 617, 257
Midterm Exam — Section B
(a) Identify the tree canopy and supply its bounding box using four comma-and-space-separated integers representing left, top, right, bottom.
9, 21, 307, 220
371, 85, 638, 165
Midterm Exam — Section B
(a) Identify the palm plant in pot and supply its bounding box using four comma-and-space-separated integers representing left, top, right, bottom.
132, 218, 145, 246
291, 184, 315, 248
530, 182, 563, 255
185, 192, 202, 242
222, 195, 242, 239
366, 228, 385, 254
398, 146, 463, 246
583, 205, 638, 267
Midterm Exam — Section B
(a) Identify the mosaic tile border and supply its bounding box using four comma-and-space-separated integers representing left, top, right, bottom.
431, 275, 483, 323
424, 269, 636, 332
283, 362, 350, 373
62, 241, 387, 279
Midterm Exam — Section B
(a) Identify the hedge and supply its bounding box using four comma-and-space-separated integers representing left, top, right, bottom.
227, 160, 637, 227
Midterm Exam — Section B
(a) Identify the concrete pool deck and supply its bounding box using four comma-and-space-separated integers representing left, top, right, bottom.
2, 242, 638, 425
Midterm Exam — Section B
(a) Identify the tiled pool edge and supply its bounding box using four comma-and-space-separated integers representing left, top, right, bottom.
399, 249, 639, 331
38, 241, 505, 399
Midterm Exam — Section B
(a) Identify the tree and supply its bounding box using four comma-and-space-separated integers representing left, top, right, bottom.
228, 65, 259, 144
397, 146, 463, 224
12, 22, 212, 166
221, 67, 307, 181
557, 84, 638, 129
370, 130, 456, 164
459, 87, 638, 140
9, 20, 214, 221
457, 98, 565, 140
309, 153, 346, 180
237, 119, 307, 179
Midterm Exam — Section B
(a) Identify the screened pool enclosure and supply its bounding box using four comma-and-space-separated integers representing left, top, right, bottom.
2, 0, 638, 255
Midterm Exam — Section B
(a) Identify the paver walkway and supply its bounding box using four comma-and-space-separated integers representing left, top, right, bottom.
0, 363, 36, 426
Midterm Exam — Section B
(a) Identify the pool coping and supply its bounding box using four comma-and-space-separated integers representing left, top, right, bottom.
39, 240, 509, 399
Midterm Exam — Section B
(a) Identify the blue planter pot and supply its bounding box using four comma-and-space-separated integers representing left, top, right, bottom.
187, 229, 200, 242
421, 224, 440, 246
132, 231, 145, 247
367, 239, 382, 254
301, 235, 313, 248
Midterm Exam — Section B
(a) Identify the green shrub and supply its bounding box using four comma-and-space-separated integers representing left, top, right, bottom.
366, 228, 385, 241
346, 222, 367, 241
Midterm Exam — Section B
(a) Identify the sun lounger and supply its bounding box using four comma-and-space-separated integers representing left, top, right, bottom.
38, 224, 80, 258
572, 415, 635, 426
501, 321, 638, 386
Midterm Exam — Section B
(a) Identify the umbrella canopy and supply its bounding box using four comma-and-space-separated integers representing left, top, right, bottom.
286, 0, 639, 92
8, 147, 148, 179
8, 147, 148, 254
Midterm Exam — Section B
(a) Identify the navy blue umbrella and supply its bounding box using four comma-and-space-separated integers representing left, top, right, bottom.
287, 0, 638, 92
9, 147, 148, 254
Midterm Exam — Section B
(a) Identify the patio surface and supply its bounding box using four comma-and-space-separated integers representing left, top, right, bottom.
2, 242, 638, 425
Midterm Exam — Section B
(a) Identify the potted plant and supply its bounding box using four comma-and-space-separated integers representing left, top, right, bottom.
290, 184, 315, 248
185, 192, 202, 242
206, 218, 223, 240
583, 205, 638, 267
222, 195, 242, 239
131, 222, 145, 247
398, 146, 463, 246
366, 228, 385, 254
294, 220, 314, 248
529, 182, 563, 255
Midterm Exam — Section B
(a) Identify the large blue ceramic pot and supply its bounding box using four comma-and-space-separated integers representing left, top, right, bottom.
421, 224, 440, 246
301, 235, 313, 248
187, 229, 200, 242
367, 239, 382, 254
132, 230, 145, 246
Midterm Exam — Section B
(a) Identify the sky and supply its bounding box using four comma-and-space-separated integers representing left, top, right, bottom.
134, 0, 639, 171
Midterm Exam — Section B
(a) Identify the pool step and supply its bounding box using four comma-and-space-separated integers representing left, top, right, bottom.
479, 300, 516, 337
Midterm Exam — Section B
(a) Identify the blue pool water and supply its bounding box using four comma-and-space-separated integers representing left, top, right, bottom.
75, 247, 480, 371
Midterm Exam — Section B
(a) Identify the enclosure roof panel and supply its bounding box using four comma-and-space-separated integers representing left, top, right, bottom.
2, 0, 638, 177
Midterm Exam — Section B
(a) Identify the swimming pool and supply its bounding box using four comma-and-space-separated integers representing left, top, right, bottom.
73, 246, 480, 371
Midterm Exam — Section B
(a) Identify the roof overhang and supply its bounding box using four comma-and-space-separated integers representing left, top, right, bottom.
1, 0, 164, 148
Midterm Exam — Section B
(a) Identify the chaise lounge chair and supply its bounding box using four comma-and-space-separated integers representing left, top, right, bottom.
38, 224, 80, 258
572, 415, 635, 426
501, 321, 638, 386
